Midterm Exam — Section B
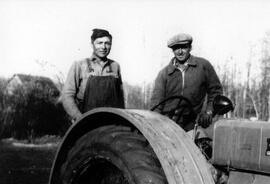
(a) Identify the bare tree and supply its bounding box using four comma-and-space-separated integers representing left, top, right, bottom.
259, 31, 270, 121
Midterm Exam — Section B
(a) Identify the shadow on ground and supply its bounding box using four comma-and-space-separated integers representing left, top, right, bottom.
0, 139, 59, 184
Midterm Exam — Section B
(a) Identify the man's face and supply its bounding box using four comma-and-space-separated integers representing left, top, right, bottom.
92, 36, 112, 59
172, 44, 191, 63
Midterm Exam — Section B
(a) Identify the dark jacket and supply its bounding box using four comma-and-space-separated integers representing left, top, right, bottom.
151, 55, 222, 120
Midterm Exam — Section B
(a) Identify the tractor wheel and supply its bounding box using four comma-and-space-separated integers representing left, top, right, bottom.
60, 125, 168, 184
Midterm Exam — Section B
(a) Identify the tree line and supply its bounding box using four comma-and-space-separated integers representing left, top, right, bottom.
0, 75, 70, 140
218, 32, 270, 121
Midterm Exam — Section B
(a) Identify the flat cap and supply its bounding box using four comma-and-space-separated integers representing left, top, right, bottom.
167, 33, 193, 48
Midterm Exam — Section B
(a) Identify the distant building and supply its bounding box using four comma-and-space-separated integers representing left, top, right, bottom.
5, 74, 59, 97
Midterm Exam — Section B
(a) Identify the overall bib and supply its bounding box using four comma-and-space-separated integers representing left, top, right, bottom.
82, 75, 125, 113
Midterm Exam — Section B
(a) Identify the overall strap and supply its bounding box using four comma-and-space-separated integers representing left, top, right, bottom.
86, 58, 94, 72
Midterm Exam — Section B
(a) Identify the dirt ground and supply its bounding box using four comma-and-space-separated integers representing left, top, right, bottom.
0, 139, 59, 184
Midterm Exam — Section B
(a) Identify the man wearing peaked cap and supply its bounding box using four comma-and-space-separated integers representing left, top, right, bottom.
167, 33, 193, 48
151, 33, 223, 131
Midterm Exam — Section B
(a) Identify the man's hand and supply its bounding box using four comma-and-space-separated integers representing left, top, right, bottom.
198, 110, 213, 128
71, 112, 82, 124
171, 109, 181, 122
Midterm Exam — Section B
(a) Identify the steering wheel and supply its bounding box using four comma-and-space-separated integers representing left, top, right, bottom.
151, 95, 212, 159
151, 95, 196, 125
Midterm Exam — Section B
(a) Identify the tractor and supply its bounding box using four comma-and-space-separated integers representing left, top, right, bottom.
49, 95, 270, 184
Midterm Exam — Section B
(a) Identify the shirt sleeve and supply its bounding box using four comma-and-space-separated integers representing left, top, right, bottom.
118, 64, 125, 108
118, 64, 123, 84
61, 61, 82, 120
150, 70, 166, 113
205, 62, 223, 112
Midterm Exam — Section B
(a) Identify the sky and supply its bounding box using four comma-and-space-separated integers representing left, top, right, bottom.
1, 0, 270, 85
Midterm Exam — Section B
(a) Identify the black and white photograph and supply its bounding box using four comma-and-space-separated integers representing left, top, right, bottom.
1, 0, 270, 183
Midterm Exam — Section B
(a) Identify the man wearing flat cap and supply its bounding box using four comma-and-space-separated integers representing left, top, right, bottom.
62, 28, 125, 122
151, 33, 222, 131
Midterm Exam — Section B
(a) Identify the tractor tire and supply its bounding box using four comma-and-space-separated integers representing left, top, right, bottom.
60, 125, 168, 184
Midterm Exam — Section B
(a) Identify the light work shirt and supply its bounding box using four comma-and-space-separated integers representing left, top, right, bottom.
61, 55, 122, 120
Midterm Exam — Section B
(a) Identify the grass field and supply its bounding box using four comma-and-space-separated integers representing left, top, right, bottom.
0, 138, 59, 184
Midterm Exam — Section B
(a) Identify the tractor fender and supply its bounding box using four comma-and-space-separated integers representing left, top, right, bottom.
50, 107, 214, 184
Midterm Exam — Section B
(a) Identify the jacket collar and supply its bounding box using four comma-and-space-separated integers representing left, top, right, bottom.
168, 55, 197, 75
